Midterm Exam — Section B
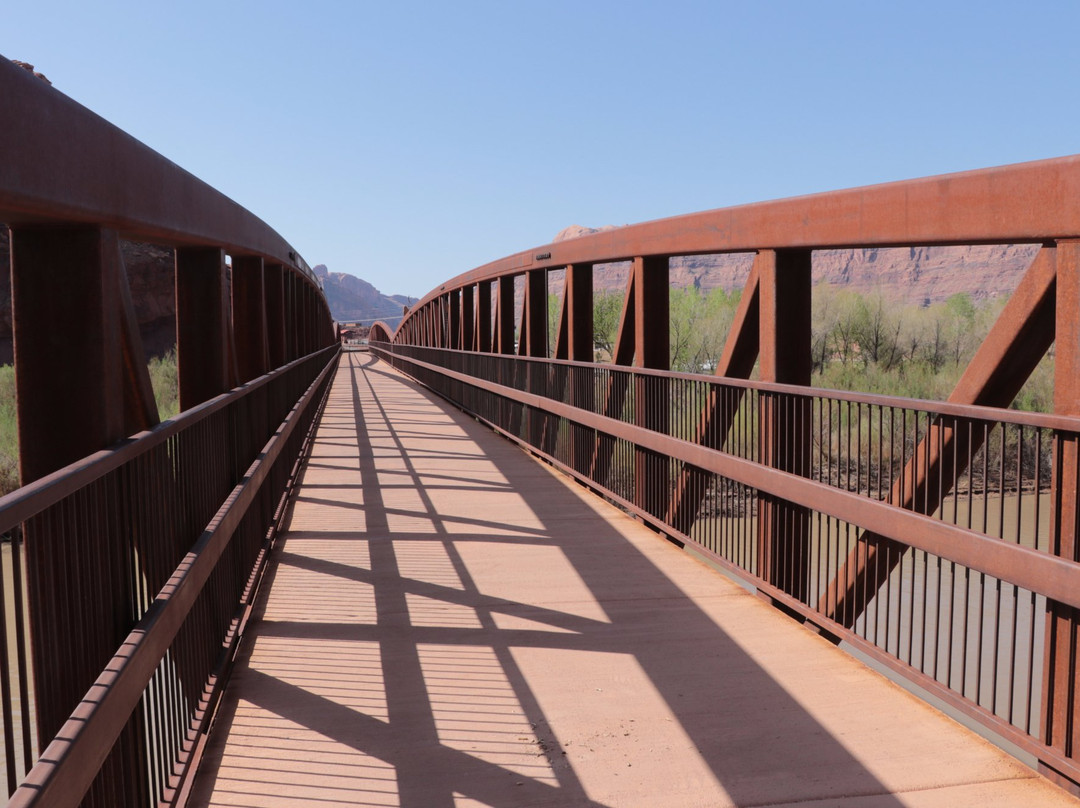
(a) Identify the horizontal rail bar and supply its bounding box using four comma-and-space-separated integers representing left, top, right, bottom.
395, 345, 1080, 435
0, 345, 338, 535
394, 350, 1080, 612
7, 348, 338, 808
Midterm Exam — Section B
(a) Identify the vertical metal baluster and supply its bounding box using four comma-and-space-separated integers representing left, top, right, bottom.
10, 519, 33, 776
0, 535, 16, 796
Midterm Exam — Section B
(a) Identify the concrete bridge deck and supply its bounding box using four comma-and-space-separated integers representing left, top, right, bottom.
187, 352, 1080, 807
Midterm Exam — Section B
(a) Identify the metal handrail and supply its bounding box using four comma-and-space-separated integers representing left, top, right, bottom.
383, 344, 1080, 434
0, 346, 336, 534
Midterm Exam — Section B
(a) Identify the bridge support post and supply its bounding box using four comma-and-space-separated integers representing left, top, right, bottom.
177, 247, 231, 409
566, 264, 594, 474
461, 284, 475, 351
301, 276, 312, 356
300, 280, 311, 356
566, 263, 594, 362
265, 263, 287, 369
497, 275, 515, 355
449, 289, 461, 350
523, 270, 548, 442
232, 255, 269, 382
12, 225, 157, 480
1043, 240, 1080, 773
477, 280, 493, 352
525, 269, 547, 358
286, 272, 300, 361
11, 224, 152, 804
633, 256, 670, 518
757, 249, 812, 602
435, 294, 446, 348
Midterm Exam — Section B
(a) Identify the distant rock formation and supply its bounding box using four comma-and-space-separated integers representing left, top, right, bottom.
314, 264, 417, 327
554, 225, 1039, 305
0, 224, 424, 353
553, 224, 621, 242
10, 60, 51, 85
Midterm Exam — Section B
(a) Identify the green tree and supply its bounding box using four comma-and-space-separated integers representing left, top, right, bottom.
669, 286, 738, 373
148, 349, 179, 420
850, 292, 904, 370
593, 292, 623, 360
0, 365, 18, 496
943, 292, 977, 366
547, 293, 562, 355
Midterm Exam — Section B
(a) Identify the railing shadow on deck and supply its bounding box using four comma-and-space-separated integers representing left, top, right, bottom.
188, 352, 920, 807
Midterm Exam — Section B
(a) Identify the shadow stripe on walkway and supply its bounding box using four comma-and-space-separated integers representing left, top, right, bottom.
189, 353, 1079, 808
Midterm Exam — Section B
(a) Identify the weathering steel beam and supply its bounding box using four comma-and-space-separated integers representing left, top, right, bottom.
396, 154, 1080, 322
0, 57, 313, 279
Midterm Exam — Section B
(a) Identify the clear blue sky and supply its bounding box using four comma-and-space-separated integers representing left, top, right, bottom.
6, 1, 1079, 298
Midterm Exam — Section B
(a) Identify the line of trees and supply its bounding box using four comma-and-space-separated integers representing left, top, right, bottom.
584, 285, 1054, 412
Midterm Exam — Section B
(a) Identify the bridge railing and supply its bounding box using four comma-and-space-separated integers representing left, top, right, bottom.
375, 343, 1075, 764
373, 153, 1080, 790
0, 56, 339, 804
5, 345, 336, 806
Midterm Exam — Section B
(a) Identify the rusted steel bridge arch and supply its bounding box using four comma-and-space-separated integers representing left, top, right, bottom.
368, 321, 394, 344
372, 154, 1080, 792
0, 57, 338, 806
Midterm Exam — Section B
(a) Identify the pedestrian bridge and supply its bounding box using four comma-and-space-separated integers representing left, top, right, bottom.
3, 55, 1080, 806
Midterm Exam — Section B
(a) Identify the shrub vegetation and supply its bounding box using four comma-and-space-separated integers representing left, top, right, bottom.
591, 286, 1053, 413
0, 350, 179, 498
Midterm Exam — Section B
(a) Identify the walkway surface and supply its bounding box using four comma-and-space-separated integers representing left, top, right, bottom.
188, 352, 1080, 808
